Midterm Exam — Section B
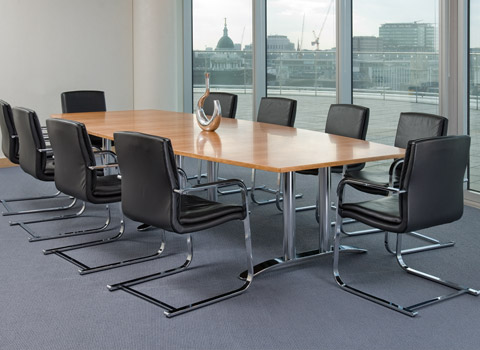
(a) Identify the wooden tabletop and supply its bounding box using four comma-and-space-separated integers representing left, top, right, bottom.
51, 109, 405, 173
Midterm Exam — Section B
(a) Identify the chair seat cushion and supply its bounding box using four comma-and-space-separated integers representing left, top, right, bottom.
178, 194, 245, 225
340, 195, 401, 225
92, 175, 121, 197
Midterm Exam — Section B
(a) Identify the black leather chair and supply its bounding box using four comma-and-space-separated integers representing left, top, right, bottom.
0, 100, 19, 165
61, 90, 107, 148
204, 92, 238, 119
333, 135, 479, 317
42, 119, 167, 274
1, 101, 70, 215
342, 112, 450, 254
107, 131, 254, 318
279, 104, 370, 213
250, 97, 298, 205
1, 101, 68, 215
7, 107, 81, 239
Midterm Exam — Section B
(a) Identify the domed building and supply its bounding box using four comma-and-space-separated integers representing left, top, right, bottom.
216, 19, 235, 50
193, 19, 251, 86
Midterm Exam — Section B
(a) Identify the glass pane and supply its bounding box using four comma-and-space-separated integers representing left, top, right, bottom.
469, 0, 480, 191
192, 0, 253, 120
267, 0, 336, 131
353, 0, 439, 170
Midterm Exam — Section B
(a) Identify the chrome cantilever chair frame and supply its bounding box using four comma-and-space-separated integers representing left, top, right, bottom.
333, 180, 479, 317
108, 179, 254, 318
340, 112, 455, 255
42, 118, 168, 273
340, 158, 455, 255
0, 100, 75, 216
333, 136, 480, 317
43, 168, 189, 274
10, 154, 120, 242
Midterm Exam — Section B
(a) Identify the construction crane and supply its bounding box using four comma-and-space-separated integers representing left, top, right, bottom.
311, 0, 334, 50
240, 26, 245, 50
298, 14, 305, 51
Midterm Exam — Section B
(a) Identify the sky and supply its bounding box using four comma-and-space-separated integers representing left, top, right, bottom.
192, 0, 441, 51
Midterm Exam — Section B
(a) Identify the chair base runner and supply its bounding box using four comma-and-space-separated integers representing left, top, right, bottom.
10, 203, 114, 242
2, 191, 75, 216
44, 220, 167, 275
340, 224, 455, 255
108, 218, 254, 318
333, 223, 480, 317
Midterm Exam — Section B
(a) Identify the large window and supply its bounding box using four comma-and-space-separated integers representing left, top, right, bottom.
353, 0, 439, 151
192, 0, 253, 120
266, 0, 336, 131
469, 0, 480, 191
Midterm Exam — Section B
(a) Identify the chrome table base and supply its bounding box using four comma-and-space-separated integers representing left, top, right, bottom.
241, 168, 367, 278
239, 244, 366, 279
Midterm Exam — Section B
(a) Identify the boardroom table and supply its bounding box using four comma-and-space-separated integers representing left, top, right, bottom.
52, 109, 405, 276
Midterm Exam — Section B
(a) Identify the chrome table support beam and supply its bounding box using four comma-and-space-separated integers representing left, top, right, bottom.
283, 172, 296, 260
206, 160, 218, 201
318, 167, 331, 253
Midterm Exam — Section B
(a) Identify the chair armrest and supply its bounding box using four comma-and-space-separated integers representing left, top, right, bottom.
337, 177, 405, 208
338, 177, 405, 195
181, 179, 247, 193
174, 179, 248, 206
88, 163, 119, 170
177, 168, 188, 188
387, 158, 404, 186
93, 149, 118, 161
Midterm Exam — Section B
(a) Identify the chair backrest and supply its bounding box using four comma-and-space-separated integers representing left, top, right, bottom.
61, 90, 106, 113
325, 104, 370, 172
114, 131, 180, 232
45, 118, 97, 202
204, 92, 238, 119
399, 135, 469, 232
256, 97, 297, 127
0, 100, 19, 163
12, 107, 50, 181
324, 104, 370, 140
394, 112, 448, 148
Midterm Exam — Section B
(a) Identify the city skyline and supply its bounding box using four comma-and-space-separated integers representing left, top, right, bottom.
192, 0, 442, 51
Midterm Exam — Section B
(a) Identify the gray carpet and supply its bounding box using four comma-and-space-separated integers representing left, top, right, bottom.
1, 160, 479, 350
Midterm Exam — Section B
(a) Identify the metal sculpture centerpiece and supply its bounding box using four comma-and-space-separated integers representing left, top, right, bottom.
195, 73, 222, 132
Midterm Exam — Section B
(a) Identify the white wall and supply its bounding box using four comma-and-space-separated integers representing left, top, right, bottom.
132, 0, 183, 111
0, 0, 134, 156
0, 0, 185, 159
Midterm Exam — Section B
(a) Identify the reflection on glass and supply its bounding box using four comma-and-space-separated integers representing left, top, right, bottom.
353, 0, 439, 171
266, 0, 336, 131
192, 0, 253, 120
469, 0, 480, 191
